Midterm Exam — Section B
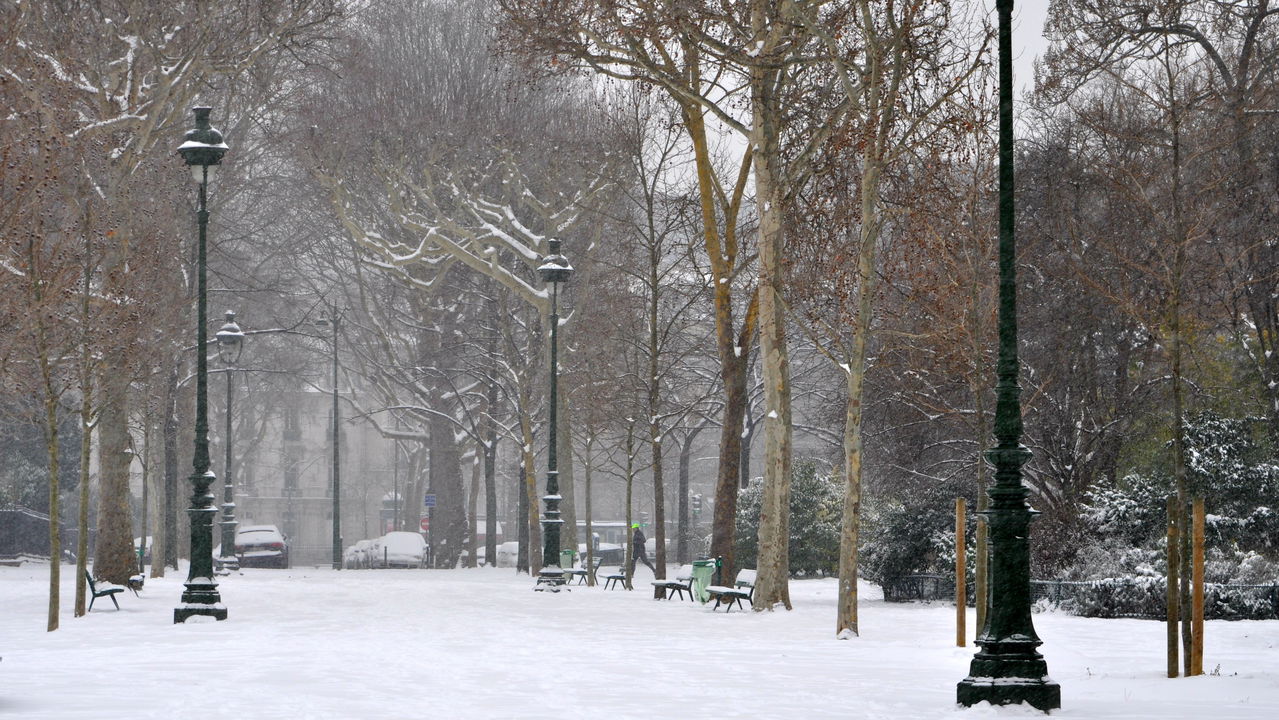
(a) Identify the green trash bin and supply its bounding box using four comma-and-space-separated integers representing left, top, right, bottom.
691, 559, 717, 603
560, 549, 576, 569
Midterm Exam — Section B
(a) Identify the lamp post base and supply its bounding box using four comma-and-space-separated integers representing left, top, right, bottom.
174, 605, 228, 623
174, 579, 227, 623
957, 647, 1059, 712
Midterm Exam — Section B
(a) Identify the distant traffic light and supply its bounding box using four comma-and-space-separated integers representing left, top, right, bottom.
692, 493, 702, 517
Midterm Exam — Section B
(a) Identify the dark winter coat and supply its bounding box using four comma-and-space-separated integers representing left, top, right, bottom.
631, 528, 647, 558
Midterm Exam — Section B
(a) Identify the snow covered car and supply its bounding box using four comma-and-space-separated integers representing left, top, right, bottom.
234, 525, 289, 569
370, 531, 427, 568
345, 539, 375, 569
495, 541, 520, 568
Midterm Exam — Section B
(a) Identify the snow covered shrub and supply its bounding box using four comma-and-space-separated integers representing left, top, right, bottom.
1072, 412, 1279, 580
733, 461, 842, 577
861, 491, 958, 585
1063, 576, 1166, 618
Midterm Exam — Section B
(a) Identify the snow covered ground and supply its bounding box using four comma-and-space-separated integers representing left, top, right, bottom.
2, 563, 1276, 719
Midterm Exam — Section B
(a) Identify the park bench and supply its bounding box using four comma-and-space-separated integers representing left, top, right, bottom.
85, 571, 125, 611
565, 556, 603, 585
705, 568, 756, 611
602, 567, 628, 590
652, 564, 694, 601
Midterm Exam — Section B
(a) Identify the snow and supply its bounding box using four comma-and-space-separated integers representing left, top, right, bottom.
3, 564, 1279, 719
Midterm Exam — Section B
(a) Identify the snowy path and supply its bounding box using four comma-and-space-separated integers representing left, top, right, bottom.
1, 564, 1276, 719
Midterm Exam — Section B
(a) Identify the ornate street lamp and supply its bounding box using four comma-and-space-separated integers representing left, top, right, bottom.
956, 1, 1059, 710
315, 303, 343, 570
174, 106, 229, 624
216, 311, 245, 573
535, 239, 572, 590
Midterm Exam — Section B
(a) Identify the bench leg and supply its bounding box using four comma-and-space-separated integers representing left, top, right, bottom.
88, 595, 95, 612
110, 593, 120, 610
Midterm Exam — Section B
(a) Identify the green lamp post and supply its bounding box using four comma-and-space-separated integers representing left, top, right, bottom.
175, 106, 229, 623
535, 238, 572, 590
956, 1, 1059, 710
216, 311, 245, 572
316, 303, 343, 570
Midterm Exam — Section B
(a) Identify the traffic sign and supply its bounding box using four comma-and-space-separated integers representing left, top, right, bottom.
420, 517, 430, 532
424, 493, 437, 507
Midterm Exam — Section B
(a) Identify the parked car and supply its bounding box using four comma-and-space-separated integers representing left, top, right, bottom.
346, 539, 375, 569
234, 525, 289, 568
495, 541, 520, 568
370, 531, 427, 568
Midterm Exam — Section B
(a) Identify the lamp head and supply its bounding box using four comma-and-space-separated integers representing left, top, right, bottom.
215, 311, 245, 365
177, 107, 228, 182
537, 238, 573, 285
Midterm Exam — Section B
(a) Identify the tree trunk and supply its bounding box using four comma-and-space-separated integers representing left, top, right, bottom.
677, 428, 702, 564
521, 411, 542, 574
649, 252, 667, 595
751, 49, 794, 611
429, 411, 466, 568
516, 461, 530, 574
161, 364, 180, 571
583, 434, 596, 585
75, 376, 93, 614
557, 389, 577, 555
484, 430, 498, 568
650, 425, 667, 597
94, 364, 135, 585
467, 443, 481, 568
42, 386, 62, 632
484, 301, 500, 567
684, 95, 754, 584
624, 424, 635, 590
835, 163, 882, 633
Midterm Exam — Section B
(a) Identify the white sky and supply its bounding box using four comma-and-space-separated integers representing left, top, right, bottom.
1012, 0, 1051, 96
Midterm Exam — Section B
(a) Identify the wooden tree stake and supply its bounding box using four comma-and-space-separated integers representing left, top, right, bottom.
956, 497, 966, 647
1191, 497, 1205, 676
1167, 495, 1180, 678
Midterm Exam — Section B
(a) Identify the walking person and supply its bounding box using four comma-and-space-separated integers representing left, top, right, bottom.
628, 523, 656, 576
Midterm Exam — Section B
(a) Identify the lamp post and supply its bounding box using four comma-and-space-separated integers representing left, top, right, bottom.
535, 239, 572, 590
174, 106, 229, 624
956, 1, 1059, 710
216, 311, 245, 572
316, 303, 342, 570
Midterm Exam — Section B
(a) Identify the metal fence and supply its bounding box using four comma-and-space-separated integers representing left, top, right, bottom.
881, 574, 1279, 620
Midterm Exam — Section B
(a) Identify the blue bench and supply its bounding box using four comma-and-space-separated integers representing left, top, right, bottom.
706, 569, 756, 611
85, 571, 124, 611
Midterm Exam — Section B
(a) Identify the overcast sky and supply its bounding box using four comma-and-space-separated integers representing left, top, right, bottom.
1012, 0, 1051, 96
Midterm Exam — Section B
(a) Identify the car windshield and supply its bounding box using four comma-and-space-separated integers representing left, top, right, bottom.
382, 532, 424, 552
237, 528, 283, 544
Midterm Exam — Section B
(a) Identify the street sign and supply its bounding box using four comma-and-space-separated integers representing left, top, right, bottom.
420, 517, 430, 532
424, 493, 437, 507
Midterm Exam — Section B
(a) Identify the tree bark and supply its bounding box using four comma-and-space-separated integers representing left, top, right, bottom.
683, 95, 755, 584
41, 376, 62, 632
429, 411, 466, 568
751, 38, 794, 611
836, 162, 883, 632
677, 427, 703, 563
557, 389, 577, 555
521, 411, 542, 574
94, 364, 135, 585
467, 443, 481, 568
161, 364, 180, 571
